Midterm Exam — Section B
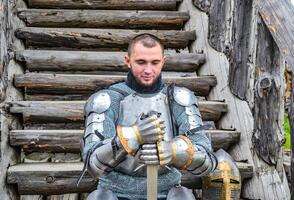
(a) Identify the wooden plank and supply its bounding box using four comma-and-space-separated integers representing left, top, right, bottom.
9, 100, 227, 122
251, 18, 282, 165
15, 50, 206, 73
9, 129, 240, 152
7, 161, 253, 195
15, 28, 196, 50
228, 0, 252, 100
18, 9, 189, 30
257, 0, 294, 72
25, 0, 181, 10
14, 73, 216, 97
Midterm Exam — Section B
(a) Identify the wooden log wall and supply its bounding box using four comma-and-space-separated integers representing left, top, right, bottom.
0, 0, 25, 199
194, 0, 253, 100
181, 0, 290, 199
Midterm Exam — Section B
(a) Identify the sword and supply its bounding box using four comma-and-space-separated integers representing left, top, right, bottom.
147, 164, 158, 200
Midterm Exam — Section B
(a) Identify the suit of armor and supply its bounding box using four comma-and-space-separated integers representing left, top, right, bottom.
81, 73, 217, 200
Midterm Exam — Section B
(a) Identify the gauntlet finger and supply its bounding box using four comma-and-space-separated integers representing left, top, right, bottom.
140, 155, 159, 162
140, 149, 158, 156
142, 144, 157, 149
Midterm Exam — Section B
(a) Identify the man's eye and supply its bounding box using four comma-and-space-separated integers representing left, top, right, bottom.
137, 61, 146, 65
152, 62, 160, 65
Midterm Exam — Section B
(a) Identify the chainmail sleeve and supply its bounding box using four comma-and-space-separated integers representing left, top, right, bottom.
81, 89, 127, 178
171, 87, 217, 176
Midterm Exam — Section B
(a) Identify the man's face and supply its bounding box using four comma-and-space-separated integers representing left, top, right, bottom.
124, 42, 166, 87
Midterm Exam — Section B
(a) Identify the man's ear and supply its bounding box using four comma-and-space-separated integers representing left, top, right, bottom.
162, 56, 167, 65
124, 55, 131, 69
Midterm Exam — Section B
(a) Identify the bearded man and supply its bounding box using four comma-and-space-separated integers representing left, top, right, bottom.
81, 33, 218, 200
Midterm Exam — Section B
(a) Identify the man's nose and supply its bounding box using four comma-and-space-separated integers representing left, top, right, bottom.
144, 64, 153, 73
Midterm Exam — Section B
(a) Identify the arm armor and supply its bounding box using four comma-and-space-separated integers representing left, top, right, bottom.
82, 91, 127, 178
172, 86, 217, 176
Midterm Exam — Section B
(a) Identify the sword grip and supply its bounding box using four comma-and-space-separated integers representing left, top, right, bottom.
147, 164, 158, 200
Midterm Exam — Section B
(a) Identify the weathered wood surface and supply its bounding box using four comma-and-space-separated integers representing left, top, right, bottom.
251, 19, 283, 165
18, 9, 189, 30
10, 129, 240, 152
14, 73, 216, 97
9, 100, 228, 122
7, 162, 97, 195
7, 161, 253, 194
15, 28, 196, 50
207, 0, 253, 100
24, 0, 181, 10
228, 0, 253, 100
179, 0, 290, 199
16, 50, 206, 72
192, 0, 211, 13
257, 0, 294, 71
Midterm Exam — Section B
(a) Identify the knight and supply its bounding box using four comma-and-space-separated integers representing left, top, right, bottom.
80, 33, 237, 199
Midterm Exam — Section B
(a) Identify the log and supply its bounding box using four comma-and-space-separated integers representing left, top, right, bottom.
18, 9, 189, 30
9, 100, 228, 123
257, 0, 294, 73
15, 50, 206, 73
9, 129, 240, 153
25, 0, 181, 10
15, 28, 196, 50
228, 0, 253, 100
251, 19, 282, 165
14, 73, 217, 97
7, 161, 253, 195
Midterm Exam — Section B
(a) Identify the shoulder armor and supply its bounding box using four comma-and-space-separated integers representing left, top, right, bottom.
173, 86, 197, 107
84, 91, 111, 116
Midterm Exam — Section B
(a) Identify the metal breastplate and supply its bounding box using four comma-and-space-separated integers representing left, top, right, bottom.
116, 91, 173, 176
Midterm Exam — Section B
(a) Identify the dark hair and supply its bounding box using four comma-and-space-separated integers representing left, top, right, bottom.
128, 33, 164, 56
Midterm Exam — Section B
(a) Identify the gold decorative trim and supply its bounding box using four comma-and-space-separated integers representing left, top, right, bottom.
132, 125, 143, 145
178, 135, 194, 170
117, 125, 135, 155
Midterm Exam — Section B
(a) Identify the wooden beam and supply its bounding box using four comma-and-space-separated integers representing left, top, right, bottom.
257, 0, 294, 71
25, 0, 181, 10
15, 28, 196, 50
15, 50, 206, 73
14, 73, 217, 97
9, 100, 227, 122
7, 161, 253, 195
18, 9, 189, 30
9, 129, 240, 153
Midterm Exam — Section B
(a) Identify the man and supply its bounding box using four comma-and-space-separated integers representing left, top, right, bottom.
81, 33, 217, 200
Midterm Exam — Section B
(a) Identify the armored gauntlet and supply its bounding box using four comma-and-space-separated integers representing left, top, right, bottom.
117, 114, 165, 155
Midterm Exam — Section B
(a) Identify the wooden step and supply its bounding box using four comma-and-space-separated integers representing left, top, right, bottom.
14, 73, 216, 98
10, 129, 240, 153
16, 50, 206, 73
24, 0, 182, 10
7, 162, 253, 195
9, 100, 228, 123
15, 28, 196, 50
18, 9, 189, 30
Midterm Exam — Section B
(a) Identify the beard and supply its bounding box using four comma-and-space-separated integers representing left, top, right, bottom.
130, 68, 160, 87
